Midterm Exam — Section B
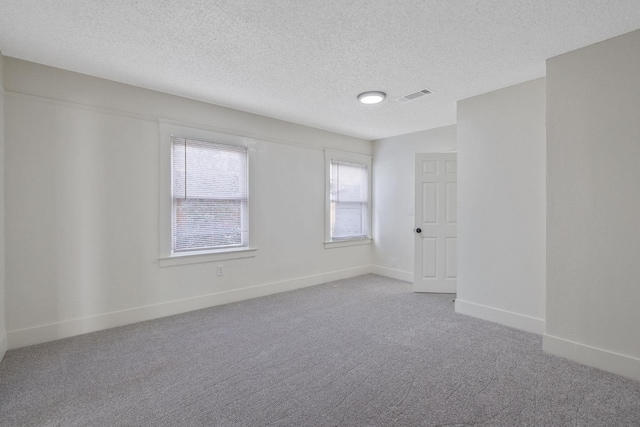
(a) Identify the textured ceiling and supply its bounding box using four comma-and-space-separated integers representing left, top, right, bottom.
1, 1, 640, 140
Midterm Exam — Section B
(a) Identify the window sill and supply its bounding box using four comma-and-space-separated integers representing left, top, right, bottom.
159, 247, 257, 267
324, 238, 372, 249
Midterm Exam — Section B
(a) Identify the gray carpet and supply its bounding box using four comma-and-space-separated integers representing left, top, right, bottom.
1, 274, 639, 426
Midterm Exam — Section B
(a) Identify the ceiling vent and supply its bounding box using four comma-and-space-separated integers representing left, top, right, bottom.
397, 89, 432, 102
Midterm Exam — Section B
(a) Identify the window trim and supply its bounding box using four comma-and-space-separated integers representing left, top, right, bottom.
159, 120, 257, 267
324, 149, 372, 249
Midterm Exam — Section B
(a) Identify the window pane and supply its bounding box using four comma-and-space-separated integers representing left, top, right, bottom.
173, 138, 247, 200
330, 161, 368, 203
332, 201, 366, 238
174, 199, 245, 250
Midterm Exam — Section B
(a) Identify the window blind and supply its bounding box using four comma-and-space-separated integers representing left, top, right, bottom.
330, 160, 369, 240
172, 137, 248, 252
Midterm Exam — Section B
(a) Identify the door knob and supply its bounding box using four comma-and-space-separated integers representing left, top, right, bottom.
415, 228, 422, 233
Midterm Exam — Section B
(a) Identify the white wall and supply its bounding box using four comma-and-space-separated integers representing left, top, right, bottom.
0, 51, 6, 359
545, 30, 640, 381
372, 126, 456, 281
3, 58, 372, 348
456, 78, 546, 334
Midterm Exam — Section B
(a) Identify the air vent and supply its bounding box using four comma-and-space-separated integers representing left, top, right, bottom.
397, 89, 432, 102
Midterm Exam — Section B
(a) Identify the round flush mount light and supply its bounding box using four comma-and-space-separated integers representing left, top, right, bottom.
357, 91, 386, 104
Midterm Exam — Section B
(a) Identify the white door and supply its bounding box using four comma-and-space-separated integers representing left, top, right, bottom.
414, 153, 457, 293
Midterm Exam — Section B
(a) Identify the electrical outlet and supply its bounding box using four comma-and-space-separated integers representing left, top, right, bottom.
217, 265, 225, 276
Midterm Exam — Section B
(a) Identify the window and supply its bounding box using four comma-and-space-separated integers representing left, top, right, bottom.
159, 121, 256, 266
325, 149, 372, 248
330, 161, 369, 239
172, 137, 248, 252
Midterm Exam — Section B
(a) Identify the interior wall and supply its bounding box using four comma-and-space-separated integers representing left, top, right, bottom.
372, 126, 457, 281
456, 78, 546, 334
545, 30, 640, 381
3, 58, 372, 349
0, 51, 6, 359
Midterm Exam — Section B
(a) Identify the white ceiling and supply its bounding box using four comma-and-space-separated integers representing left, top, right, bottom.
1, 1, 640, 140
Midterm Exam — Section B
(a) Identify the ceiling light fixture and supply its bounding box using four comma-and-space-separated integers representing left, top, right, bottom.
358, 91, 386, 104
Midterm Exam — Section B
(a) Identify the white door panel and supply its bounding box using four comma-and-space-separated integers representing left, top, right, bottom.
414, 153, 457, 293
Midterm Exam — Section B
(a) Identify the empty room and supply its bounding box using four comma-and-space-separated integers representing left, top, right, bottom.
1, 1, 640, 426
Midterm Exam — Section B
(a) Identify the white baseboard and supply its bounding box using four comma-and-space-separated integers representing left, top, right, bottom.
0, 333, 6, 361
371, 265, 413, 283
455, 299, 545, 335
7, 265, 373, 349
543, 334, 640, 382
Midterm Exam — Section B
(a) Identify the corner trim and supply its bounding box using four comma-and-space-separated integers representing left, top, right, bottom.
455, 299, 545, 335
543, 334, 640, 382
7, 265, 373, 350
371, 265, 413, 283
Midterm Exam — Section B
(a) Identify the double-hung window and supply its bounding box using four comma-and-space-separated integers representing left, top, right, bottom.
325, 149, 372, 247
172, 137, 248, 252
159, 122, 256, 266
